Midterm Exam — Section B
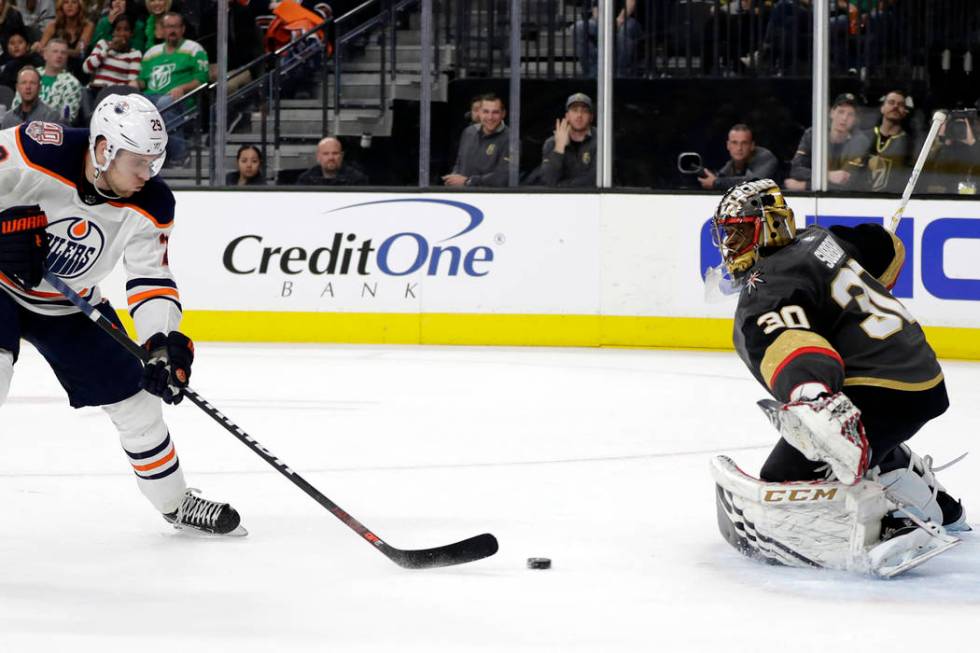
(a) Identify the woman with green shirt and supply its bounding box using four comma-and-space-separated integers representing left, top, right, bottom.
89, 0, 145, 52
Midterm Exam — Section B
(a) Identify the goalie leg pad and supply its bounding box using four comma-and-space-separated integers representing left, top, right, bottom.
103, 391, 187, 514
711, 455, 959, 577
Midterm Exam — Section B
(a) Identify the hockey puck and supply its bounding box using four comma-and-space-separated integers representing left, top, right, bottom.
527, 557, 551, 570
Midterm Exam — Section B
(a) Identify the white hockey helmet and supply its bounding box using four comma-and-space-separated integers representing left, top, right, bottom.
89, 93, 168, 179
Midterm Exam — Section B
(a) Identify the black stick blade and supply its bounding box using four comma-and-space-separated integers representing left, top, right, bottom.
385, 533, 499, 569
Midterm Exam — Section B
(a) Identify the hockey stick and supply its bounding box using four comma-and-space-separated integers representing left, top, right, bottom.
42, 271, 498, 569
886, 110, 948, 233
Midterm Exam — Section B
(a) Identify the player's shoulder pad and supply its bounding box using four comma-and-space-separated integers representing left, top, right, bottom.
14, 123, 88, 182
116, 177, 175, 228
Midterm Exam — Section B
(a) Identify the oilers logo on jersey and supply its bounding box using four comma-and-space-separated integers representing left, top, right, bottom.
46, 217, 105, 278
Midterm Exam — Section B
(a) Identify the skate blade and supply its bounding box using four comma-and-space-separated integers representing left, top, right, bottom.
869, 531, 960, 578
169, 523, 249, 538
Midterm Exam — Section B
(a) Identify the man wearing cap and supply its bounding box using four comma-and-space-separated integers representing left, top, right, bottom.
443, 94, 512, 187
540, 92, 596, 187
785, 93, 870, 192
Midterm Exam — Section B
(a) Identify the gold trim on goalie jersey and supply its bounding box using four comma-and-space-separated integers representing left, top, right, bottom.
877, 231, 906, 290
760, 330, 843, 389
842, 372, 944, 391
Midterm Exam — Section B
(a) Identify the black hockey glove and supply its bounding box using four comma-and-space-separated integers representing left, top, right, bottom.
0, 205, 49, 289
140, 331, 195, 405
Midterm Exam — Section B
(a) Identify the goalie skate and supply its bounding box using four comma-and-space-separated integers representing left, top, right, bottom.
711, 455, 960, 578
164, 489, 247, 537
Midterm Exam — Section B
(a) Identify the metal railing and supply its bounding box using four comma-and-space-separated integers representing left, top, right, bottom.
446, 0, 978, 83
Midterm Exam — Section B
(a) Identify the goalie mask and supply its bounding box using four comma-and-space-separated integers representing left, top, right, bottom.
89, 94, 168, 184
711, 179, 796, 277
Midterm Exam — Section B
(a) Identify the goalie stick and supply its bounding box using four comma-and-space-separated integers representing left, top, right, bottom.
886, 109, 948, 233
43, 271, 498, 569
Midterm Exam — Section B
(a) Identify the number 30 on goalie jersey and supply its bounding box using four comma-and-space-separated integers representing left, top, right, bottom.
733, 225, 942, 403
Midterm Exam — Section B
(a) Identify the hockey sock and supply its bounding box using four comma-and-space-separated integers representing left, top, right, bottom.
103, 391, 187, 514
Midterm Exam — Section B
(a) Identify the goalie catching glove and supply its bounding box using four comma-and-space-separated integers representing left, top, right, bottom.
0, 205, 49, 289
141, 331, 194, 405
758, 391, 869, 485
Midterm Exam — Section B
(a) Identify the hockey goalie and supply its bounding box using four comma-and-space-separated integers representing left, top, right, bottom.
707, 179, 969, 577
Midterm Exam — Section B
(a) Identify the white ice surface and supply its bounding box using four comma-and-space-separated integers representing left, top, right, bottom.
2, 343, 978, 652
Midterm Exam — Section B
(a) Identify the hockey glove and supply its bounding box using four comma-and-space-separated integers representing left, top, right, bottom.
141, 331, 194, 405
0, 205, 49, 289
776, 392, 869, 485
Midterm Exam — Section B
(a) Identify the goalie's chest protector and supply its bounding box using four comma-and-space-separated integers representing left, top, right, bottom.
0, 122, 173, 316
733, 227, 942, 392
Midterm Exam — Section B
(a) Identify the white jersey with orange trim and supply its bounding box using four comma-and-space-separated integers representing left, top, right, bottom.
0, 122, 181, 342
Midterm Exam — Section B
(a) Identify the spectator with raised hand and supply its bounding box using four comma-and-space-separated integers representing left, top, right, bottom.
295, 137, 369, 186
698, 123, 779, 191
443, 93, 512, 187
88, 0, 144, 53
0, 26, 43, 88
82, 11, 140, 89
785, 92, 870, 192
33, 0, 94, 78
16, 0, 56, 42
227, 144, 267, 186
540, 92, 596, 187
866, 89, 913, 194
0, 65, 60, 127
13, 36, 81, 122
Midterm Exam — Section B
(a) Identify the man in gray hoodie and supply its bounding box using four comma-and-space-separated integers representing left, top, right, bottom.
443, 94, 511, 187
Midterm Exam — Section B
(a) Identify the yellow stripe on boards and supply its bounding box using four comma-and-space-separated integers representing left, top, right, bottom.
113, 311, 980, 360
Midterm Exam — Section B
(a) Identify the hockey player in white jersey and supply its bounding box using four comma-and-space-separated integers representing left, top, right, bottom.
0, 94, 243, 536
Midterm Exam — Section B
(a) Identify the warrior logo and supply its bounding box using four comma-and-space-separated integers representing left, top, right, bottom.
46, 217, 106, 278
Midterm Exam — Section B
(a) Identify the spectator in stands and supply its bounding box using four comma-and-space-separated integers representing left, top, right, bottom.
785, 92, 870, 192
0, 0, 26, 46
32, 37, 77, 121
698, 123, 779, 190
83, 11, 139, 88
81, 11, 139, 118
296, 136, 369, 186
88, 0, 145, 53
573, 0, 642, 77
0, 26, 43, 88
740, 0, 812, 75
0, 65, 60, 126
141, 0, 171, 51
138, 11, 206, 110
466, 94, 482, 124
923, 108, 980, 195
227, 144, 267, 186
34, 0, 94, 78
13, 36, 81, 122
443, 93, 511, 187
15, 0, 56, 42
539, 92, 596, 187
866, 89, 912, 194
138, 11, 207, 164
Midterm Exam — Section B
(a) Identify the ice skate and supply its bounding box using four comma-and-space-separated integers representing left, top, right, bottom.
164, 489, 247, 537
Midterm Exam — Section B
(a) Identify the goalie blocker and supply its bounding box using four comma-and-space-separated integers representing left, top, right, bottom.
712, 455, 960, 578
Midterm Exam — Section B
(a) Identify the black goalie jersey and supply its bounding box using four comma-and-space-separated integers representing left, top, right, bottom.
733, 224, 944, 407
